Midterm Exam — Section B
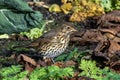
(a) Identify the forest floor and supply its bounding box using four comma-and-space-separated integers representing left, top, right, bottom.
0, 0, 120, 80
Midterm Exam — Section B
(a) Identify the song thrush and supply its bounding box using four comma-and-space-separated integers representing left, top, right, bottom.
26, 22, 77, 62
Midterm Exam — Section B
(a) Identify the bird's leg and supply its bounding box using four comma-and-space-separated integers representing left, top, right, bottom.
51, 58, 55, 64
43, 57, 55, 64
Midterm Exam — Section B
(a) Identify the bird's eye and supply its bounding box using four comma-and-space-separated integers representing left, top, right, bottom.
66, 26, 70, 29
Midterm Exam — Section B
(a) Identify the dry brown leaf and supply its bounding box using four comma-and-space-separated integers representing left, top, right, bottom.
53, 60, 76, 68
113, 37, 120, 42
97, 10, 120, 28
16, 54, 38, 73
52, 62, 64, 68
71, 29, 103, 43
9, 54, 16, 59
25, 62, 34, 73
64, 60, 76, 67
94, 40, 110, 60
9, 34, 28, 41
100, 29, 119, 35
82, 29, 103, 42
94, 40, 120, 62
71, 28, 120, 44
110, 60, 120, 73
108, 41, 120, 57
17, 54, 37, 66
37, 59, 47, 67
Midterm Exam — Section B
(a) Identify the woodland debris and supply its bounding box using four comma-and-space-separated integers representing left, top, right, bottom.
17, 54, 37, 66
70, 10, 120, 72
110, 60, 120, 73
17, 54, 37, 73
94, 40, 120, 61
97, 10, 120, 28
53, 60, 76, 68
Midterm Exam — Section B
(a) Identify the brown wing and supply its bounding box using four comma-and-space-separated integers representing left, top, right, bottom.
27, 29, 57, 48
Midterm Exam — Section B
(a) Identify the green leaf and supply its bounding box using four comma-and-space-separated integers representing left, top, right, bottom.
102, 67, 120, 80
100, 0, 112, 12
63, 67, 74, 77
0, 0, 43, 34
30, 67, 47, 80
0, 65, 22, 77
0, 65, 28, 80
20, 20, 53, 39
79, 60, 103, 80
34, 66, 73, 80
55, 54, 68, 61
0, 0, 33, 11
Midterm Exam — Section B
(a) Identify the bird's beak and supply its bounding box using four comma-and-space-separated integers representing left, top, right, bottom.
72, 27, 77, 32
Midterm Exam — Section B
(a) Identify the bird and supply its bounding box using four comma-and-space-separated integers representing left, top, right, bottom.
22, 22, 77, 63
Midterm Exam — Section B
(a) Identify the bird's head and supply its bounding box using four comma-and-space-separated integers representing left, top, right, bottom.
60, 22, 77, 35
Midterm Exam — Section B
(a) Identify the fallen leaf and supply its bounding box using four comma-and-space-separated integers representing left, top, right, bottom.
71, 29, 103, 42
70, 12, 87, 22
37, 59, 47, 67
61, 0, 68, 4
64, 60, 76, 67
17, 54, 37, 66
9, 34, 28, 41
110, 60, 120, 73
97, 10, 120, 28
108, 41, 120, 58
25, 62, 34, 73
52, 61, 64, 68
100, 28, 119, 35
94, 40, 110, 60
49, 4, 61, 12
61, 3, 72, 14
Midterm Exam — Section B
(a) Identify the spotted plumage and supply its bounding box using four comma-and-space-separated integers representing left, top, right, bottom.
27, 22, 77, 61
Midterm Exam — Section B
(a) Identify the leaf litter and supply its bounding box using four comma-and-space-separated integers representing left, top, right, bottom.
0, 1, 120, 79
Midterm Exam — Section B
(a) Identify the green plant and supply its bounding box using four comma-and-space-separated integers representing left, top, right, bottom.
100, 0, 120, 12
0, 65, 28, 80
102, 67, 120, 80
20, 20, 53, 39
54, 48, 80, 61
100, 0, 112, 12
30, 66, 74, 80
0, 65, 74, 80
79, 60, 103, 80
55, 48, 91, 62
112, 0, 120, 10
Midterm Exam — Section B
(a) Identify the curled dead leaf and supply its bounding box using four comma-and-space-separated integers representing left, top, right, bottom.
108, 41, 120, 57
97, 10, 120, 28
52, 62, 64, 68
71, 29, 103, 42
61, 0, 68, 4
110, 60, 120, 73
94, 40, 120, 62
64, 60, 76, 67
113, 37, 120, 42
94, 40, 110, 60
37, 59, 47, 67
17, 54, 37, 73
49, 4, 61, 12
100, 28, 120, 36
17, 54, 37, 66
61, 3, 72, 14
